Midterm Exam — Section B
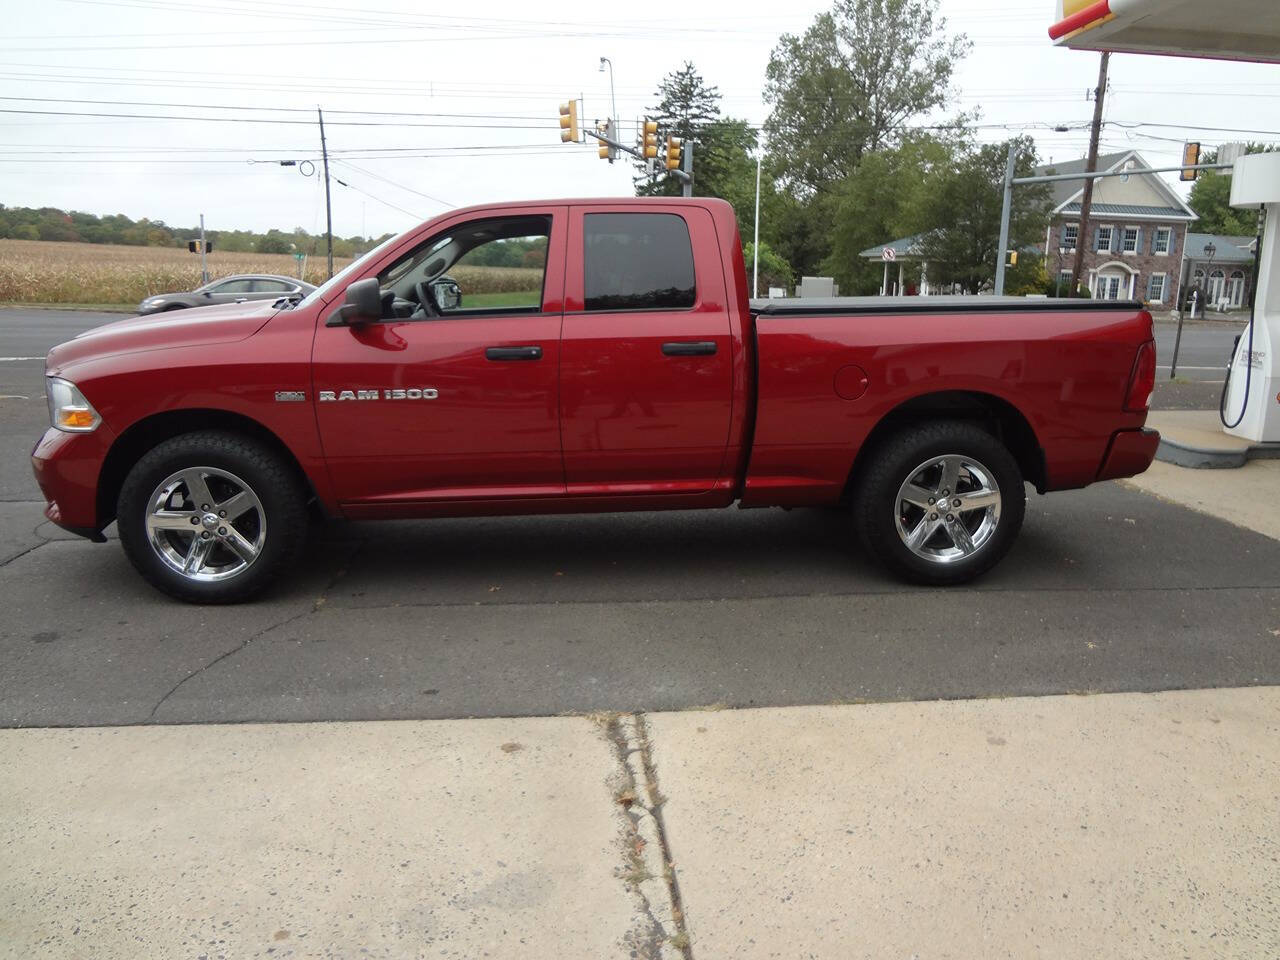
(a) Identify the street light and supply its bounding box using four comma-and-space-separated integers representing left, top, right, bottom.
598, 57, 617, 133
1204, 240, 1217, 311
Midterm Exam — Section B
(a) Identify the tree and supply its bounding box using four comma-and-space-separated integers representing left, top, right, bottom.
914, 137, 1051, 294
635, 62, 759, 214
743, 241, 794, 296
763, 0, 970, 193
822, 133, 956, 293
1189, 144, 1273, 236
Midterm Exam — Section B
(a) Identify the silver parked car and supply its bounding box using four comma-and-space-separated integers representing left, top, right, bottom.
137, 275, 316, 315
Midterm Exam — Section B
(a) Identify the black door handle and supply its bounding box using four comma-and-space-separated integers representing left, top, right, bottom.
485, 345, 542, 361
661, 340, 717, 357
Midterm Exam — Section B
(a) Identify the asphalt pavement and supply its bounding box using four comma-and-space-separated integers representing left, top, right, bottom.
1153, 315, 1243, 381
2, 307, 1276, 730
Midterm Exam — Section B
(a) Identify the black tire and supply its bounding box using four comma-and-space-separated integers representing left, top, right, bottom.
117, 431, 309, 603
852, 421, 1025, 585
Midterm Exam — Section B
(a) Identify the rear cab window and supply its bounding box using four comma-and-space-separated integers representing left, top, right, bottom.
583, 213, 696, 312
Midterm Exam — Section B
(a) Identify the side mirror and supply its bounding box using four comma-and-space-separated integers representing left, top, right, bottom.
432, 277, 462, 311
337, 277, 381, 325
202, 290, 213, 298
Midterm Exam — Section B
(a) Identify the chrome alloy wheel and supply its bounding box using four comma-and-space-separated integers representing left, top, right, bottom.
893, 454, 1002, 565
144, 466, 266, 582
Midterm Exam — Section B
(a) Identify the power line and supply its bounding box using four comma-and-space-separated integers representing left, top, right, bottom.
0, 107, 556, 128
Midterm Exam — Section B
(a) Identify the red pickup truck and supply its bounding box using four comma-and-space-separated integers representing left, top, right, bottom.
33, 197, 1159, 602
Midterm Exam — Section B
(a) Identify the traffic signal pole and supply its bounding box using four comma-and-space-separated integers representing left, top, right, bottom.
681, 139, 693, 198
993, 146, 1017, 296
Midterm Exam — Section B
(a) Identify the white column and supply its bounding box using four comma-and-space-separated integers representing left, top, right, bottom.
882, 261, 889, 296
897, 261, 905, 296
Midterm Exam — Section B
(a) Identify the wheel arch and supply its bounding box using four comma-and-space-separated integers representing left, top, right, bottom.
845, 390, 1046, 498
96, 408, 322, 528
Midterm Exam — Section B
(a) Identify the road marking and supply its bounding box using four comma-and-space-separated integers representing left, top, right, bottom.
0, 357, 42, 362
0, 395, 31, 400
1156, 365, 1224, 371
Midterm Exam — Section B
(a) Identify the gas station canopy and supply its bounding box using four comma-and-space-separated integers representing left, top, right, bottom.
1050, 0, 1280, 64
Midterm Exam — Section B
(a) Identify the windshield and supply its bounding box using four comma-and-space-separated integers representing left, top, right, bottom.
295, 233, 406, 309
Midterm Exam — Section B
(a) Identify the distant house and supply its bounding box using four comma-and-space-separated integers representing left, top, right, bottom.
1040, 150, 1197, 305
860, 149, 1255, 306
1182, 232, 1256, 311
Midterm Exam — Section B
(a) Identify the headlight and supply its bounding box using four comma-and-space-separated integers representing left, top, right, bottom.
47, 377, 102, 433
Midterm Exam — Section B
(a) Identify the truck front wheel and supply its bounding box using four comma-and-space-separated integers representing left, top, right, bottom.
853, 421, 1025, 585
116, 431, 309, 603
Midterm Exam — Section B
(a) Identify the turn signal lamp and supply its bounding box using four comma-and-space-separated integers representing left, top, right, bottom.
47, 377, 102, 433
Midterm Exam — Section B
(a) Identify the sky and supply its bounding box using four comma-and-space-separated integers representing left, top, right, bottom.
1, 0, 1277, 239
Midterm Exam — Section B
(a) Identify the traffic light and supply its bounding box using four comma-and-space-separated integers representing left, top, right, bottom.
1006, 250, 1018, 267
1180, 141, 1201, 181
187, 239, 213, 254
642, 120, 658, 160
559, 100, 580, 143
597, 120, 616, 161
665, 136, 682, 171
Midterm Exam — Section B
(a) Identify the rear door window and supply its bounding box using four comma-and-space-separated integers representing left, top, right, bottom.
583, 213, 695, 311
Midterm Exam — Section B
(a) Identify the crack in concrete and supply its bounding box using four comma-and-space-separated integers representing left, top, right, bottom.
146, 542, 365, 721
601, 712, 693, 960
0, 539, 50, 569
145, 609, 312, 721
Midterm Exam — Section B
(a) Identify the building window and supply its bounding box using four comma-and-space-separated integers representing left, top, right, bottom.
1147, 273, 1166, 303
1122, 226, 1139, 253
1096, 225, 1113, 252
1058, 269, 1073, 293
1153, 227, 1172, 254
1227, 270, 1246, 308
1063, 223, 1078, 250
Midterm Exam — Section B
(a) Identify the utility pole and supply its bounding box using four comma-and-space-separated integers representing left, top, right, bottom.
198, 213, 208, 285
317, 107, 334, 279
1070, 51, 1110, 297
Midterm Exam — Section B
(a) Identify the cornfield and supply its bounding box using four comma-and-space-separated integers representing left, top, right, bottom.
0, 239, 546, 306
450, 265, 544, 295
0, 239, 351, 305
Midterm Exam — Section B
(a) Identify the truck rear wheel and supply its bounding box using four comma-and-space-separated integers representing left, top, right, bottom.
853, 421, 1025, 585
117, 431, 308, 603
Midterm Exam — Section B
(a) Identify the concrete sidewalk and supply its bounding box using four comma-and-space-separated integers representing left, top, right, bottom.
1124, 457, 1280, 541
3, 688, 1278, 958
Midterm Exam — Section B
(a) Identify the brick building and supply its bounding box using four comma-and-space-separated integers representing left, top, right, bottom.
1039, 150, 1197, 304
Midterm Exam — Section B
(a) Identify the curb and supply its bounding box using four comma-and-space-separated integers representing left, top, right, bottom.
1156, 436, 1280, 469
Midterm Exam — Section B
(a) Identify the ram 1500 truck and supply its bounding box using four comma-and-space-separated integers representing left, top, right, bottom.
33, 198, 1159, 602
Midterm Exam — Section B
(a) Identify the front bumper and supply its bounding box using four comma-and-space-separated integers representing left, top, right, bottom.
31, 424, 116, 538
1096, 427, 1160, 482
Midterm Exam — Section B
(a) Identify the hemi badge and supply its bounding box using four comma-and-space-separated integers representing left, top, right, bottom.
274, 390, 306, 402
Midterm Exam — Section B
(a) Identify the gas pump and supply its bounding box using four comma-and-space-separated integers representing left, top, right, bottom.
1221, 152, 1280, 443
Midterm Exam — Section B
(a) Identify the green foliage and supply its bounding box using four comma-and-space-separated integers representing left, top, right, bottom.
821, 134, 954, 294
460, 236, 547, 268
743, 241, 794, 294
1190, 173, 1257, 236
1190, 144, 1273, 236
635, 62, 760, 217
0, 204, 386, 258
763, 0, 971, 193
915, 136, 1052, 294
